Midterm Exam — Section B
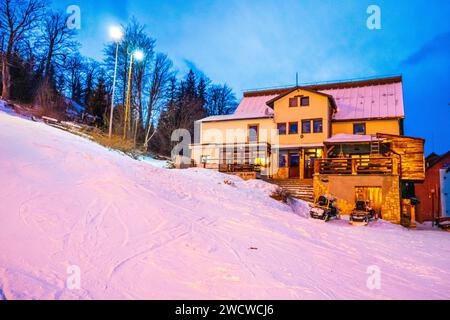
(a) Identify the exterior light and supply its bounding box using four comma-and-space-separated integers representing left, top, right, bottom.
133, 50, 145, 62
109, 26, 123, 42
108, 26, 123, 138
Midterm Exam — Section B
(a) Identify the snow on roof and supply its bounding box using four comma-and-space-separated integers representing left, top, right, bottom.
273, 143, 324, 149
325, 134, 384, 144
198, 77, 405, 123
321, 82, 405, 121
235, 94, 277, 116
199, 95, 276, 122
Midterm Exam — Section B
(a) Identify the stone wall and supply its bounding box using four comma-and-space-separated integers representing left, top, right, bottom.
313, 174, 401, 223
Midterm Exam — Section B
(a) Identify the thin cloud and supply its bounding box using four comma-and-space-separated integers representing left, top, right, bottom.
402, 32, 450, 66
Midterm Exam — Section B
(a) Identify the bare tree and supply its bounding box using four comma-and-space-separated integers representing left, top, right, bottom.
129, 27, 155, 142
38, 10, 77, 80
143, 53, 173, 148
0, 0, 46, 99
83, 58, 100, 105
64, 53, 84, 101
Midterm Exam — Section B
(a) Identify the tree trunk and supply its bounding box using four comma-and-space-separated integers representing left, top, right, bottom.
44, 43, 54, 79
1, 54, 11, 100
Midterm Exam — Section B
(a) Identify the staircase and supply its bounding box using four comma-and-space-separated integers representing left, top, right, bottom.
265, 179, 314, 202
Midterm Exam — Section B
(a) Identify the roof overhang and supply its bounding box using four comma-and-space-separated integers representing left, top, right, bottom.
243, 76, 403, 97
265, 87, 337, 110
198, 115, 273, 123
272, 143, 324, 150
324, 134, 385, 144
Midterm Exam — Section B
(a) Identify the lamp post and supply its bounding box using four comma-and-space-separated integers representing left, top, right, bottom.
108, 26, 123, 139
123, 50, 144, 140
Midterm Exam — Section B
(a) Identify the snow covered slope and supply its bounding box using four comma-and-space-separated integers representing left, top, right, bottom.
0, 110, 450, 300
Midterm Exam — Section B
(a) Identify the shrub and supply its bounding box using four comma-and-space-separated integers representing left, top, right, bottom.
270, 187, 291, 203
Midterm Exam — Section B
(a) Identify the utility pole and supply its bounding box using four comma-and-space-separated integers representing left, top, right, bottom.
109, 41, 120, 138
123, 54, 134, 140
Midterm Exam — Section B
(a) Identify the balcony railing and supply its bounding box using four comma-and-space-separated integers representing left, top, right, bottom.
315, 157, 397, 175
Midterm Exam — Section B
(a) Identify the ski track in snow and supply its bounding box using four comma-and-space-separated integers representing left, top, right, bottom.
1, 109, 450, 300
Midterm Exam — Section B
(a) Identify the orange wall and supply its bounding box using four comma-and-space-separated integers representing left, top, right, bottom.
273, 89, 331, 145
332, 119, 401, 136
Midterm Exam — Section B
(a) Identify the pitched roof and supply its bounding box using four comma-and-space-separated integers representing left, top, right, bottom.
426, 151, 450, 170
320, 81, 404, 121
243, 76, 403, 97
198, 76, 405, 123
264, 87, 337, 110
198, 94, 276, 122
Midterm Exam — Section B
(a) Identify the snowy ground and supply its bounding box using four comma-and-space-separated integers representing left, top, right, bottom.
138, 155, 171, 169
1, 108, 450, 300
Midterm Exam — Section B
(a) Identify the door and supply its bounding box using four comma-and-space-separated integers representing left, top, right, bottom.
304, 150, 318, 179
289, 153, 300, 178
355, 187, 383, 217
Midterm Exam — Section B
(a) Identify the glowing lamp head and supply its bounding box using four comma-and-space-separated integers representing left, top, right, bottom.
109, 26, 123, 42
133, 50, 145, 61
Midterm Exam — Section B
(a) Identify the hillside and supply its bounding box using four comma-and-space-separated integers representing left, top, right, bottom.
0, 106, 450, 300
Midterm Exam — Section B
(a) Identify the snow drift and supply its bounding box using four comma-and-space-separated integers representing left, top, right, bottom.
0, 108, 450, 300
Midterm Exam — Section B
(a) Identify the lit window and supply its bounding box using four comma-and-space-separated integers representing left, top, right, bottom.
277, 123, 287, 135
289, 122, 299, 135
313, 119, 323, 133
353, 123, 366, 135
302, 120, 311, 134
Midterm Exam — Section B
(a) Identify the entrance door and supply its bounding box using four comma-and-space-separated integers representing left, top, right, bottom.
289, 153, 300, 178
304, 150, 318, 179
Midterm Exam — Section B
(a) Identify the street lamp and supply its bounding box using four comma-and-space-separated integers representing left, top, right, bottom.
108, 26, 124, 139
123, 49, 145, 140
133, 50, 144, 62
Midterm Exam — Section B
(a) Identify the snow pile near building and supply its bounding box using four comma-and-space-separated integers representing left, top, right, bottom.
1, 109, 450, 300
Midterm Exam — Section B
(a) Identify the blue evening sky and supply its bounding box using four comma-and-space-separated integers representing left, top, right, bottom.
53, 0, 450, 154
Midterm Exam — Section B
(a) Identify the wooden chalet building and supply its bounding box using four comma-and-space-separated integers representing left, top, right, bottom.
190, 76, 425, 224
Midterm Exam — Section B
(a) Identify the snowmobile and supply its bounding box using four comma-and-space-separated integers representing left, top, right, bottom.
350, 200, 376, 226
310, 195, 339, 222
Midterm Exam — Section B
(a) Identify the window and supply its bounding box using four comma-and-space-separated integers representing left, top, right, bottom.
300, 96, 310, 107
302, 120, 311, 134
277, 123, 287, 135
279, 151, 288, 168
248, 125, 259, 143
289, 122, 299, 135
353, 123, 366, 135
289, 97, 298, 108
313, 119, 323, 133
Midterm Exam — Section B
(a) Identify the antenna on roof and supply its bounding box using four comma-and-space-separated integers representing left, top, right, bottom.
296, 72, 299, 87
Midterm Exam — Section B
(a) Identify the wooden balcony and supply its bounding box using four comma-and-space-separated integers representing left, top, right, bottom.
315, 157, 398, 176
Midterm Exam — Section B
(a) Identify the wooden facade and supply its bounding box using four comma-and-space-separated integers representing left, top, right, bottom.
377, 133, 425, 181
